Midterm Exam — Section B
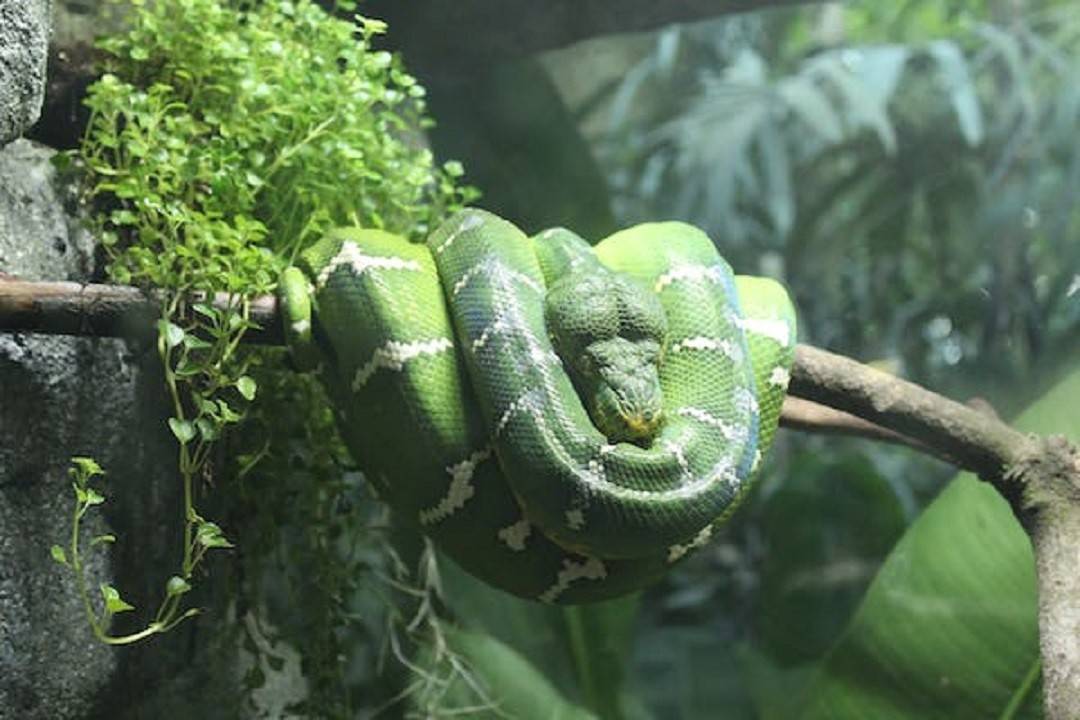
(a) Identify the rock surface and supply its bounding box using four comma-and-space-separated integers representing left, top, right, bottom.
0, 138, 117, 719
0, 144, 308, 720
0, 0, 50, 144
0, 7, 321, 716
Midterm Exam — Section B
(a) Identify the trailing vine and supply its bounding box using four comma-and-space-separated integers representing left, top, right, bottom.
51, 0, 479, 712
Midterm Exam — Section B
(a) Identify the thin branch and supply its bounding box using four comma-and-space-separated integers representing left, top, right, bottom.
779, 396, 953, 462
0, 278, 1051, 481
788, 344, 1029, 489
0, 279, 282, 345
0, 278, 1055, 476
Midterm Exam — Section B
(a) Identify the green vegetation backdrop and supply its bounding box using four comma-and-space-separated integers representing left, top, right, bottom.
60, 1, 1080, 717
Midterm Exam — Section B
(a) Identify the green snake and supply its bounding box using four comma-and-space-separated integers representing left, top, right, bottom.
278, 209, 796, 604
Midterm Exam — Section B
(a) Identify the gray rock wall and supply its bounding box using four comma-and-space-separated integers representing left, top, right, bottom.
0, 138, 118, 719
0, 0, 50, 145
0, 8, 308, 717
0, 141, 252, 720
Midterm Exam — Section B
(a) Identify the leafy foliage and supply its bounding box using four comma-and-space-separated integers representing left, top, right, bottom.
537, 2, 1080, 717
60, 0, 476, 713
47, 0, 1080, 716
52, 457, 199, 644
592, 6, 1080, 395
779, 366, 1080, 719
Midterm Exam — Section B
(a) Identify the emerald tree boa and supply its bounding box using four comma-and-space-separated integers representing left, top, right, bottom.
279, 209, 796, 603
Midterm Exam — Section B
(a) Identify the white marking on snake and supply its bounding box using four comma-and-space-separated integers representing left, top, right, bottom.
654, 264, 724, 292
491, 259, 544, 295
452, 257, 543, 298
739, 317, 792, 347
769, 366, 791, 389
751, 449, 763, 474
538, 557, 607, 603
472, 318, 506, 351
494, 392, 541, 437
434, 212, 484, 255
675, 407, 740, 441
663, 440, 692, 480
450, 263, 486, 298
497, 519, 532, 551
667, 525, 713, 563
565, 509, 585, 530
418, 447, 492, 525
587, 458, 605, 484
317, 242, 421, 286
670, 336, 742, 362
352, 338, 454, 391
733, 387, 759, 416
712, 455, 741, 488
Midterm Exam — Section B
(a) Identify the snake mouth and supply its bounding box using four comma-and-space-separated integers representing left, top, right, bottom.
622, 409, 663, 441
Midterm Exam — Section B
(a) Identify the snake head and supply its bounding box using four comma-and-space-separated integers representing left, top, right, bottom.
546, 268, 668, 445
582, 337, 665, 443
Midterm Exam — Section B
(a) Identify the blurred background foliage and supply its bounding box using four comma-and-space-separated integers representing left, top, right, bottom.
366, 1, 1079, 717
195, 0, 1080, 716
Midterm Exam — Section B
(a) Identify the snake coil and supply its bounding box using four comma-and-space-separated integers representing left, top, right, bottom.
279, 209, 796, 604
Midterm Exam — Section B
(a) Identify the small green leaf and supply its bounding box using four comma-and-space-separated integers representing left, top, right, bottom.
85, 488, 106, 506
166, 576, 192, 597
195, 417, 219, 441
168, 418, 196, 444
50, 545, 68, 565
173, 359, 202, 378
181, 334, 212, 350
91, 534, 117, 546
71, 457, 104, 478
100, 584, 135, 614
216, 400, 243, 423
236, 375, 257, 401
195, 521, 234, 549
73, 483, 88, 504
161, 321, 186, 349
191, 303, 217, 320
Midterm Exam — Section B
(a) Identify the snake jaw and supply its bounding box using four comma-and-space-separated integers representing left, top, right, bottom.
624, 409, 663, 440
588, 361, 665, 445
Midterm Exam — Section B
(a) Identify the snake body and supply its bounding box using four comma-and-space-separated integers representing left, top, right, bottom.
280, 209, 796, 603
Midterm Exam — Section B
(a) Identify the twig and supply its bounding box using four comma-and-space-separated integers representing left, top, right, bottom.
779, 396, 953, 462
788, 345, 1031, 485
0, 279, 282, 345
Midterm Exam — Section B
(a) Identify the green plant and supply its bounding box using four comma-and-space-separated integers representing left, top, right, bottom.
51, 457, 203, 643
57, 0, 475, 701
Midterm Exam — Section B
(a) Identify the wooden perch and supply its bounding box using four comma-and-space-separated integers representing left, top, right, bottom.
2, 275, 1079, 717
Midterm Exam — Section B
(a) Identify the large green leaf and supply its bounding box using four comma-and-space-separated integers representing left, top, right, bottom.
437, 553, 640, 719
412, 626, 599, 719
780, 366, 1080, 719
627, 448, 906, 719
755, 452, 907, 665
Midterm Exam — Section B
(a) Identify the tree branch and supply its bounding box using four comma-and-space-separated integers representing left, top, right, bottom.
2, 277, 1079, 716
779, 396, 957, 464
366, 0, 817, 59
788, 344, 1029, 487
0, 279, 282, 345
